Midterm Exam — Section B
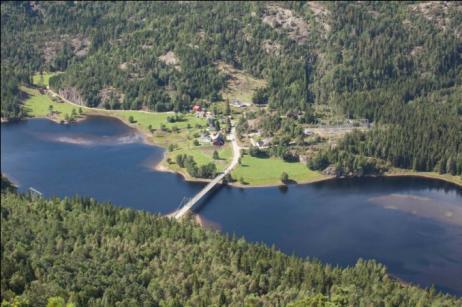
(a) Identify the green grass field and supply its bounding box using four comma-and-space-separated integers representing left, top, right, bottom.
109, 110, 206, 131
232, 154, 327, 186
165, 141, 233, 173
21, 86, 83, 121
32, 72, 60, 87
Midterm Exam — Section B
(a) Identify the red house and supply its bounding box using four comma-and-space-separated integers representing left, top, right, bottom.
192, 105, 202, 112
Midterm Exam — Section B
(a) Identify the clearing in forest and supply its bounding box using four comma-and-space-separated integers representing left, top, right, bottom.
32, 72, 60, 87
232, 154, 327, 186
217, 62, 266, 105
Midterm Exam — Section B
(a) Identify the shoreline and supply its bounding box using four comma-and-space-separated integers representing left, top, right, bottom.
384, 172, 462, 189
16, 113, 462, 189
152, 153, 213, 184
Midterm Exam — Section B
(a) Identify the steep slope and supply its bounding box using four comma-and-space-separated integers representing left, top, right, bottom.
1, 188, 460, 306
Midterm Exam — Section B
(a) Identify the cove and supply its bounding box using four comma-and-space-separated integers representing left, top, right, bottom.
2, 116, 461, 296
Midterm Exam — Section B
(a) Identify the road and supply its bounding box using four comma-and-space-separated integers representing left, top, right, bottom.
47, 87, 176, 115
47, 86, 242, 219
173, 126, 240, 219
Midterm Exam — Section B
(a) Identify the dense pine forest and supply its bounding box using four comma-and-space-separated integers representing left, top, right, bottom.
1, 179, 461, 306
1, 1, 461, 174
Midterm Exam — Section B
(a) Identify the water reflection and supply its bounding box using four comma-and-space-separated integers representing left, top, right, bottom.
2, 116, 462, 296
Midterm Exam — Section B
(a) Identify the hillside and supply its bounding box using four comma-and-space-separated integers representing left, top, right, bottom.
1, 179, 460, 306
1, 1, 461, 176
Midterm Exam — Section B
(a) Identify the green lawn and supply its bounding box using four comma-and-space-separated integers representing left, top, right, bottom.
232, 154, 327, 186
165, 142, 233, 173
21, 86, 83, 121
109, 110, 206, 131
32, 72, 60, 87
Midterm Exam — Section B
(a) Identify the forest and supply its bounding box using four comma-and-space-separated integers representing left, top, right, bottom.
1, 1, 461, 175
1, 178, 461, 306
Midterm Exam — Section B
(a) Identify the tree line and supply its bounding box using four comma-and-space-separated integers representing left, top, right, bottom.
1, 1, 460, 175
1, 180, 460, 306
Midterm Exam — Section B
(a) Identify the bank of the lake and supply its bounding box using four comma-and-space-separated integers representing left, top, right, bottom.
386, 168, 462, 188
23, 85, 330, 187
2, 116, 462, 295
20, 83, 462, 189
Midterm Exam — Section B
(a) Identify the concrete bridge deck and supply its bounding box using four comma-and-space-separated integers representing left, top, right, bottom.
174, 127, 240, 219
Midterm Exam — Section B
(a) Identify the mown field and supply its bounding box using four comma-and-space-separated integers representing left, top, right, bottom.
232, 154, 328, 186
21, 86, 83, 122
32, 72, 60, 87
165, 143, 233, 175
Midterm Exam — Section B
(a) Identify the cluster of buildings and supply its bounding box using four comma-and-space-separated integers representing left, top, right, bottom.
192, 104, 211, 119
192, 104, 225, 146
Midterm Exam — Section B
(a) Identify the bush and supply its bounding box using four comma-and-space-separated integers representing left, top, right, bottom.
175, 154, 187, 168
252, 87, 269, 105
280, 172, 289, 184
249, 146, 267, 158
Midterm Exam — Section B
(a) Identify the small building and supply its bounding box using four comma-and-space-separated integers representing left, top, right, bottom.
192, 104, 202, 112
211, 132, 225, 146
250, 137, 272, 148
303, 128, 313, 136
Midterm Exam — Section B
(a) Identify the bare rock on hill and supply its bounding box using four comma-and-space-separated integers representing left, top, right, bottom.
58, 87, 85, 106
409, 1, 462, 37
42, 35, 90, 64
262, 5, 309, 44
71, 36, 91, 57
307, 2, 331, 34
262, 40, 281, 56
98, 87, 124, 106
159, 51, 181, 71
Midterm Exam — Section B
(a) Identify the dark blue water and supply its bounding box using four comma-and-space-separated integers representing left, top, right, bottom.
1, 117, 203, 214
2, 116, 462, 296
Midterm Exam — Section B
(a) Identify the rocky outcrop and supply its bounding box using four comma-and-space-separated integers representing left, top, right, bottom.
58, 87, 85, 106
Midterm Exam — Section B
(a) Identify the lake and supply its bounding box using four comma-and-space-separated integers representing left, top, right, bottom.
2, 116, 461, 296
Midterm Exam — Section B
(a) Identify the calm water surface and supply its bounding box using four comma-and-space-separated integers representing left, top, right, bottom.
2, 116, 461, 296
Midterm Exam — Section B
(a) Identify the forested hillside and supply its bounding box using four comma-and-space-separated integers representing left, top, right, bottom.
1, 182, 461, 306
1, 1, 461, 174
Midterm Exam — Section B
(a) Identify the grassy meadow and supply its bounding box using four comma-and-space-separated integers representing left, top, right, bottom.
232, 154, 328, 186
32, 72, 60, 87
21, 86, 83, 121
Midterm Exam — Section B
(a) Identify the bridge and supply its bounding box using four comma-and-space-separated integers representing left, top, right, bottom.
173, 127, 240, 219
